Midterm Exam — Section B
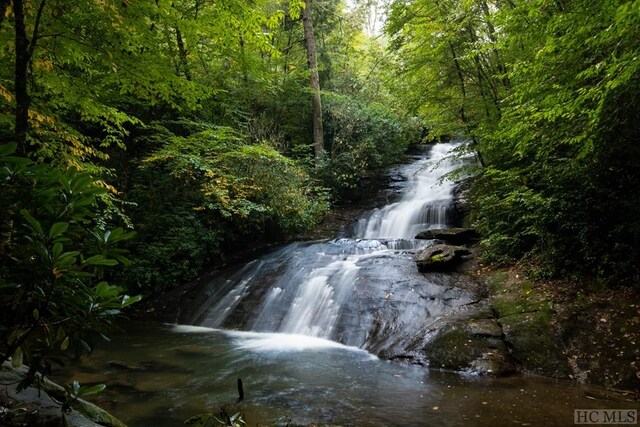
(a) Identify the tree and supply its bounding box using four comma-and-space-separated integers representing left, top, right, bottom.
302, 0, 325, 160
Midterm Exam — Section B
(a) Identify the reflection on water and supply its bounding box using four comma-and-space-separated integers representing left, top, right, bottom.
53, 323, 639, 427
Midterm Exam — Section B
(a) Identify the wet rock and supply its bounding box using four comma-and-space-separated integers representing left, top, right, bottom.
106, 359, 185, 374
106, 360, 146, 371
452, 177, 474, 227
489, 271, 571, 379
415, 244, 471, 272
421, 323, 517, 376
499, 311, 570, 378
467, 319, 503, 337
415, 228, 479, 245
469, 349, 517, 376
389, 173, 407, 182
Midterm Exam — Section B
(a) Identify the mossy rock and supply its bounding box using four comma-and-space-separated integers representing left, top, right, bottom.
415, 244, 471, 272
488, 270, 570, 378
499, 310, 570, 378
422, 323, 517, 376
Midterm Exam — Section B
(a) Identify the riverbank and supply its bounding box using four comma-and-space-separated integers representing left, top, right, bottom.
483, 264, 640, 394
433, 176, 640, 394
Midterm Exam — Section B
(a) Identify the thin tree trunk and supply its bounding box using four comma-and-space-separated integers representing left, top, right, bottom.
302, 0, 324, 160
14, 0, 46, 153
175, 28, 192, 81
479, 0, 510, 89
14, 0, 30, 150
448, 42, 468, 125
466, 24, 500, 116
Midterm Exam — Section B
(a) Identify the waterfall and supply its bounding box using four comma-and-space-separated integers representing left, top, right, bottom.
192, 141, 469, 344
355, 142, 464, 239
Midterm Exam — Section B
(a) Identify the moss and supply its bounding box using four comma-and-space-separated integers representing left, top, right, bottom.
422, 323, 516, 375
487, 270, 569, 378
486, 270, 509, 294
499, 309, 569, 377
424, 327, 482, 369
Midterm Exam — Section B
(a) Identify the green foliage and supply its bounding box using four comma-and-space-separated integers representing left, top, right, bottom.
185, 409, 246, 427
468, 0, 638, 284
1, 0, 420, 300
387, 0, 640, 284
386, 0, 506, 139
61, 380, 107, 414
119, 121, 329, 290
317, 94, 420, 198
0, 143, 140, 388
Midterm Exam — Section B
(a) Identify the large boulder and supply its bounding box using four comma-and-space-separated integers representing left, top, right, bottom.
415, 227, 479, 245
421, 320, 517, 376
415, 244, 471, 272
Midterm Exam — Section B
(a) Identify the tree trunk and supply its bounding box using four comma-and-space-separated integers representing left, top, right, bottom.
448, 42, 469, 126
13, 0, 46, 154
175, 28, 192, 81
479, 0, 510, 90
14, 0, 30, 151
302, 0, 324, 160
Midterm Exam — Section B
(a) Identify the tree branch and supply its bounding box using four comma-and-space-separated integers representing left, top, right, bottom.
28, 0, 47, 58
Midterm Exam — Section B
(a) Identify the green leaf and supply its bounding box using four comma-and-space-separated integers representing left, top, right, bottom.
60, 337, 70, 351
72, 174, 94, 192
77, 383, 106, 397
20, 209, 44, 236
80, 339, 92, 353
83, 255, 118, 266
49, 222, 69, 239
11, 347, 23, 368
52, 242, 63, 258
0, 142, 17, 157
121, 294, 142, 308
55, 252, 80, 267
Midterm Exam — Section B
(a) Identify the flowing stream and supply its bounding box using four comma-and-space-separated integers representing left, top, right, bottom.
186, 142, 472, 350
55, 141, 639, 426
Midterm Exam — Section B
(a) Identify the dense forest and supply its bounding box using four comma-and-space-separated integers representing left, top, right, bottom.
1, 0, 639, 397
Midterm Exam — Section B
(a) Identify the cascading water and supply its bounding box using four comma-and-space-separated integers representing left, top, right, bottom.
355, 142, 464, 240
189, 140, 473, 349
54, 140, 639, 427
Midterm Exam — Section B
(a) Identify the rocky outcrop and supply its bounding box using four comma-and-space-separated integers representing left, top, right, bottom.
488, 269, 640, 391
415, 227, 479, 245
421, 318, 517, 376
488, 271, 571, 379
452, 177, 473, 227
415, 244, 471, 272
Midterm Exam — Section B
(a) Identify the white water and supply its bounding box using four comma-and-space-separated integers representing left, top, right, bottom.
197, 142, 468, 343
172, 324, 375, 356
356, 142, 465, 239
